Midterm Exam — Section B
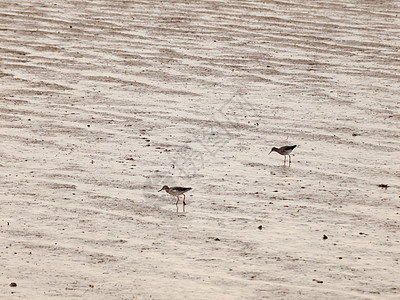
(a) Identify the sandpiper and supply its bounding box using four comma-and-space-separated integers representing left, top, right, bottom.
269, 145, 297, 163
158, 185, 192, 205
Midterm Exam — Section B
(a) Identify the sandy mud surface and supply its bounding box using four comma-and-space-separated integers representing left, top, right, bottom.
1, 0, 399, 299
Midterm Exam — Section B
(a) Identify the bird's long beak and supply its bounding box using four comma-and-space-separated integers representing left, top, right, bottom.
158, 188, 163, 192
268, 150, 272, 155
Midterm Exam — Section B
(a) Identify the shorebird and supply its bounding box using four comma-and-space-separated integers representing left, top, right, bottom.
158, 185, 192, 205
269, 145, 297, 163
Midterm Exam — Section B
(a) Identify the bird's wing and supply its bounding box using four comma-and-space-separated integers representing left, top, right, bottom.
173, 187, 192, 192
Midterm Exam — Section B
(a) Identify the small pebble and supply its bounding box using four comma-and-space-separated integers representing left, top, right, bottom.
9, 282, 17, 287
312, 279, 323, 283
258, 225, 263, 230
323, 234, 328, 240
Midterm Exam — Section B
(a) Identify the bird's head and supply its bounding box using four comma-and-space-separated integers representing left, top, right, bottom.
158, 185, 169, 192
269, 147, 278, 155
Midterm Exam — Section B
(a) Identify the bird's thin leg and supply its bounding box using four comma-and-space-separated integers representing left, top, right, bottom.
289, 155, 291, 162
183, 194, 186, 205
176, 196, 179, 205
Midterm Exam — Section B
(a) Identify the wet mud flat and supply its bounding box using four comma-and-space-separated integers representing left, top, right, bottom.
1, 1, 399, 299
